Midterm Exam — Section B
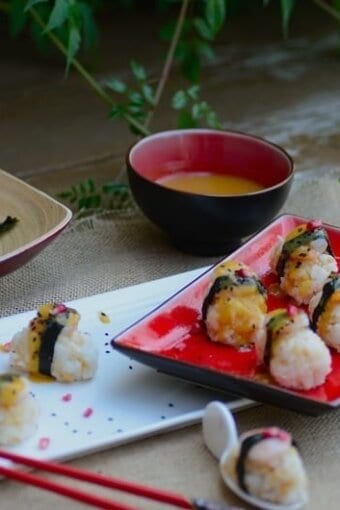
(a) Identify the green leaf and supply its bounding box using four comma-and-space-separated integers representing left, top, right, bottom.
128, 91, 144, 105
78, 1, 98, 50
194, 39, 215, 60
58, 179, 134, 213
206, 110, 222, 129
68, 2, 82, 29
58, 191, 73, 199
155, 0, 180, 13
79, 181, 86, 193
193, 17, 214, 41
29, 8, 51, 54
141, 84, 155, 105
66, 24, 81, 74
172, 90, 188, 110
44, 0, 69, 32
109, 105, 126, 119
333, 0, 340, 11
205, 0, 226, 35
127, 104, 144, 115
280, 0, 295, 38
102, 182, 129, 194
105, 79, 127, 94
172, 84, 222, 130
9, 0, 27, 37
78, 196, 88, 209
24, 0, 47, 12
91, 194, 102, 208
158, 19, 176, 42
177, 110, 197, 129
130, 60, 147, 81
192, 101, 208, 120
181, 52, 201, 82
129, 123, 146, 136
85, 178, 95, 192
186, 85, 200, 100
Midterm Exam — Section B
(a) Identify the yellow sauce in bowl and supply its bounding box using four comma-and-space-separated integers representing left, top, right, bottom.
157, 172, 263, 195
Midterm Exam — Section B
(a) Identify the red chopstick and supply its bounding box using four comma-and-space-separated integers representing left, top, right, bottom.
0, 449, 193, 510
0, 462, 136, 510
0, 450, 240, 509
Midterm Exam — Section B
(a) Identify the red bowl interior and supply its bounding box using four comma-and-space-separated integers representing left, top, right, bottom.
129, 129, 293, 190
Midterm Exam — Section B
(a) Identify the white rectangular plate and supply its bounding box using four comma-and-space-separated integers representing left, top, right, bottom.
0, 267, 254, 465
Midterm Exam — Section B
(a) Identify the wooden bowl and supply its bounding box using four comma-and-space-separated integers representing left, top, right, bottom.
0, 170, 72, 276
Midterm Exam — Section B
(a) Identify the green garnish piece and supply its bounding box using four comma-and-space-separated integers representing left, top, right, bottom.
265, 310, 289, 365
202, 274, 266, 321
267, 311, 288, 335
276, 227, 332, 276
0, 373, 19, 385
312, 275, 340, 328
0, 216, 19, 236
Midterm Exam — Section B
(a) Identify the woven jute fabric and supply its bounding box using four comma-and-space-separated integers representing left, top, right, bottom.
2, 175, 340, 509
2, 172, 340, 316
0, 211, 218, 317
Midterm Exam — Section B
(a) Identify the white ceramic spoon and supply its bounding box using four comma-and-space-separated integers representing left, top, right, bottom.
202, 401, 308, 510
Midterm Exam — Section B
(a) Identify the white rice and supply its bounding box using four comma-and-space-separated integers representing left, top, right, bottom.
51, 327, 98, 382
243, 438, 308, 505
270, 327, 331, 390
0, 379, 39, 446
10, 327, 98, 383
280, 252, 337, 305
221, 435, 308, 506
205, 299, 267, 362
310, 237, 329, 253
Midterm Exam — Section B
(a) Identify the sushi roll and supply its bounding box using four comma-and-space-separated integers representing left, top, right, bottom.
202, 260, 267, 361
270, 220, 337, 305
0, 373, 39, 445
10, 303, 98, 383
309, 273, 340, 352
265, 306, 331, 390
221, 426, 308, 506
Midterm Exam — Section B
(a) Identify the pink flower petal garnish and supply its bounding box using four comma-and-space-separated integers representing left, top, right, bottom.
83, 407, 93, 418
235, 268, 250, 278
263, 427, 291, 443
54, 304, 67, 314
38, 437, 50, 450
0, 341, 12, 353
307, 219, 322, 230
62, 393, 72, 402
287, 304, 298, 317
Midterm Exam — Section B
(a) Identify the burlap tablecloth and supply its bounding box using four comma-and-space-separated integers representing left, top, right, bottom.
1, 174, 340, 509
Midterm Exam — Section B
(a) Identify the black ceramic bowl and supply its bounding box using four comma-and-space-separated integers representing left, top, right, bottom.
126, 129, 294, 256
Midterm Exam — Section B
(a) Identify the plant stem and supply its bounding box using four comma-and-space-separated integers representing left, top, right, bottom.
313, 0, 340, 22
29, 7, 150, 136
144, 0, 191, 129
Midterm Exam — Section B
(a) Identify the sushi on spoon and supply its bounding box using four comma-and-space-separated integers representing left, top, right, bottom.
202, 401, 308, 510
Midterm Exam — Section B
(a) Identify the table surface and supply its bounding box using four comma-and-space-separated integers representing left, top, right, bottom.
1, 4, 340, 509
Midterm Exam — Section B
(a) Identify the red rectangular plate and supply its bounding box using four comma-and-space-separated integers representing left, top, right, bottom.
112, 214, 340, 415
